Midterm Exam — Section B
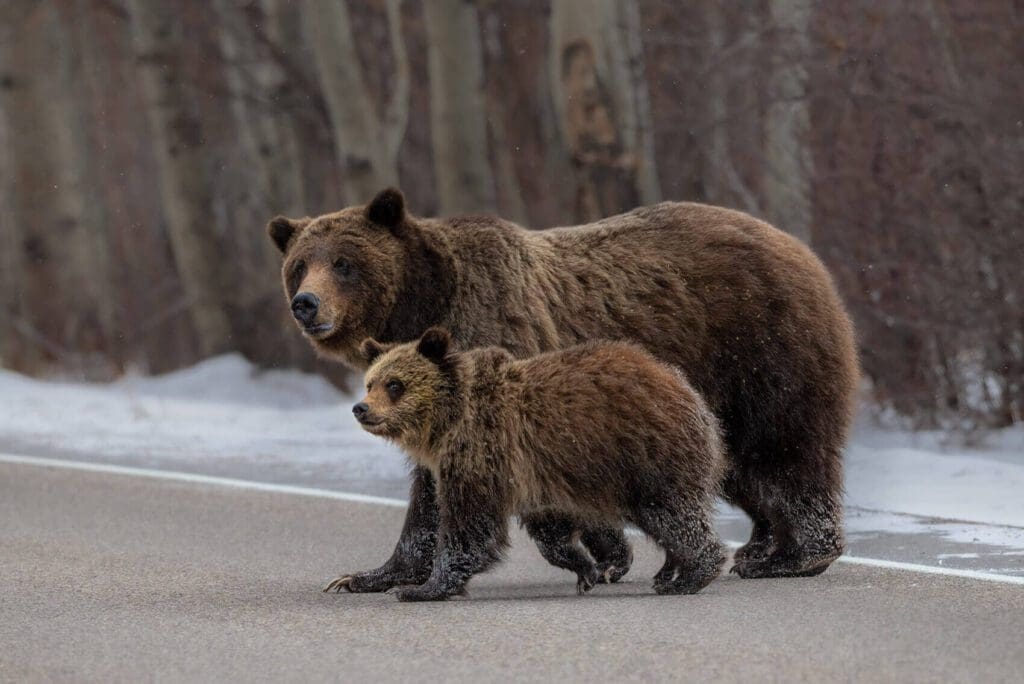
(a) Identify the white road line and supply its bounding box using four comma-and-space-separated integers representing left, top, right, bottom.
0, 452, 406, 508
3, 452, 1023, 587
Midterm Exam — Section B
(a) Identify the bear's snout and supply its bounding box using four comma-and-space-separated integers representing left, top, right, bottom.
352, 402, 370, 422
291, 292, 320, 326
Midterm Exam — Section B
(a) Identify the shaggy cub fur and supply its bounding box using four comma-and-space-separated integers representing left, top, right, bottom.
335, 328, 726, 601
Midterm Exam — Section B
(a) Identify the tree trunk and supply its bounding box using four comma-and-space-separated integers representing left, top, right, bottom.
701, 3, 760, 213
0, 2, 115, 374
423, 0, 496, 216
128, 0, 233, 357
763, 0, 813, 243
255, 0, 306, 219
549, 0, 660, 221
303, 0, 409, 205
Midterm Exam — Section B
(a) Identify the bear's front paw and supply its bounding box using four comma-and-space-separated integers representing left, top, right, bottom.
324, 566, 429, 593
394, 580, 463, 602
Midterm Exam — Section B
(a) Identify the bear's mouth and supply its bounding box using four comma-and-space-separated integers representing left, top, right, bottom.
302, 322, 335, 338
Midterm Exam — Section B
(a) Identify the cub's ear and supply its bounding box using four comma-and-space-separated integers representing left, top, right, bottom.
365, 187, 406, 229
360, 338, 387, 365
416, 327, 451, 363
267, 216, 309, 254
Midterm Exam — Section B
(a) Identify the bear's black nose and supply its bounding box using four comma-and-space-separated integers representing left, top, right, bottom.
291, 292, 320, 325
352, 402, 369, 421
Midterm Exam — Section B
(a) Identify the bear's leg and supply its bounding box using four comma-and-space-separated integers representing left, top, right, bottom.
324, 466, 438, 593
522, 512, 600, 594
729, 468, 844, 579
722, 473, 774, 564
732, 518, 774, 563
395, 471, 509, 602
636, 502, 726, 595
579, 524, 633, 583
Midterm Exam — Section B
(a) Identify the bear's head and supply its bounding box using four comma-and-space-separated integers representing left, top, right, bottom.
267, 188, 448, 367
352, 327, 458, 452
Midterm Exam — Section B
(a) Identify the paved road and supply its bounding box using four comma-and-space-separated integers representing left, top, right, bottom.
2, 461, 1022, 682
7, 437, 1023, 579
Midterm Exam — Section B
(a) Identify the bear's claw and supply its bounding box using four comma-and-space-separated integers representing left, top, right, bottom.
323, 575, 354, 592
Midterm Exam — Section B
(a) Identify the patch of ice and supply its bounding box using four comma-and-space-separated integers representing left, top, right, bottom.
845, 510, 1024, 551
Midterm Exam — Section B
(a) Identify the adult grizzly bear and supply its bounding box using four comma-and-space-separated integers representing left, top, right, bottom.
337, 329, 726, 601
268, 188, 858, 583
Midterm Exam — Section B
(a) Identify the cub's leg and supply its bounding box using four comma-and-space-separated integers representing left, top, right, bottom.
395, 469, 509, 602
635, 500, 726, 595
579, 524, 633, 583
324, 466, 438, 593
521, 512, 600, 594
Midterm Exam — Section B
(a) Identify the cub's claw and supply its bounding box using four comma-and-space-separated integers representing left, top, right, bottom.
595, 561, 628, 584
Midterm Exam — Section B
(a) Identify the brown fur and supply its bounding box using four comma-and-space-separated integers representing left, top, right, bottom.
271, 188, 859, 584
350, 330, 726, 600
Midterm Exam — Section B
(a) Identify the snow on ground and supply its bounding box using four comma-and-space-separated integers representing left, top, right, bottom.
2, 355, 1022, 560
0, 355, 409, 493
845, 437, 1024, 528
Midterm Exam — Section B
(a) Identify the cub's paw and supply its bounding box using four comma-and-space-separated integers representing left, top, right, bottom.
576, 567, 600, 595
653, 570, 717, 595
595, 561, 628, 585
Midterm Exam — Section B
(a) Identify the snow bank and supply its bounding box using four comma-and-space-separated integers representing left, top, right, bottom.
845, 441, 1024, 528
0, 354, 408, 486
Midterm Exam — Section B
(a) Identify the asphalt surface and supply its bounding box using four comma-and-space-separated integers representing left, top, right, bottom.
6, 437, 1023, 578
2, 461, 1023, 682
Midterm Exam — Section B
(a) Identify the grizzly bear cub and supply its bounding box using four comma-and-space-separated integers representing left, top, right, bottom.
334, 327, 727, 601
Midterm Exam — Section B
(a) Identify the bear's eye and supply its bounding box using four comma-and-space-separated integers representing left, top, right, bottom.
385, 379, 404, 402
333, 257, 352, 277
288, 260, 306, 291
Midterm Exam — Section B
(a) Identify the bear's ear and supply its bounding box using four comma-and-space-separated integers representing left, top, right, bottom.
360, 338, 387, 365
365, 187, 406, 229
416, 327, 451, 363
267, 216, 309, 254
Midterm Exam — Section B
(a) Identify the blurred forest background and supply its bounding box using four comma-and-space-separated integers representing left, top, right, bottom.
0, 0, 1021, 431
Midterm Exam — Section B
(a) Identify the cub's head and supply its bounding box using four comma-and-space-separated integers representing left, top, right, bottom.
267, 188, 410, 366
352, 327, 457, 449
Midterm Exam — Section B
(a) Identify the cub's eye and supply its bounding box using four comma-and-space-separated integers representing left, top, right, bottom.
334, 257, 352, 277
385, 379, 404, 401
